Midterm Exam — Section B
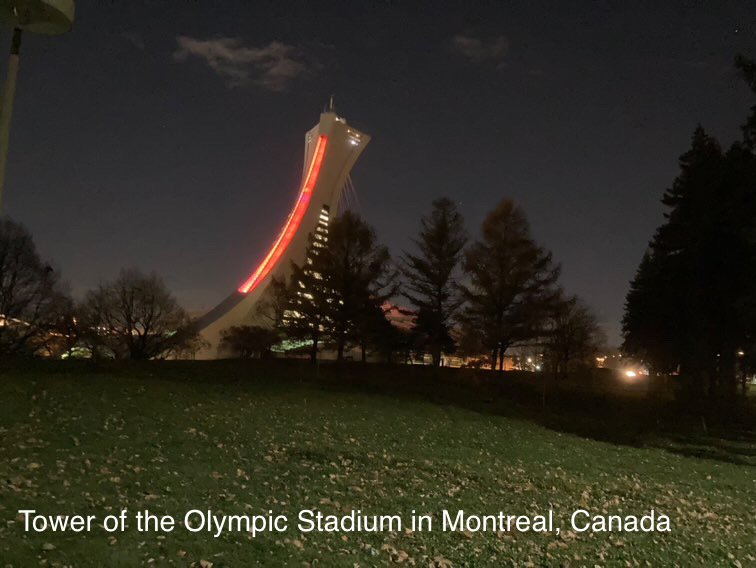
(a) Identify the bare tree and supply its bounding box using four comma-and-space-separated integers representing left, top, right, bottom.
79, 268, 196, 359
544, 294, 605, 378
0, 218, 72, 357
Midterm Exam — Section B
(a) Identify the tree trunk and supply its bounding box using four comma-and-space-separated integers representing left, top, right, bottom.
431, 346, 442, 367
490, 348, 498, 372
310, 337, 318, 364
360, 341, 367, 363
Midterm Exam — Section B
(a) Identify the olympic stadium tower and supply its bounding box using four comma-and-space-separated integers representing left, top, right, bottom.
195, 110, 371, 358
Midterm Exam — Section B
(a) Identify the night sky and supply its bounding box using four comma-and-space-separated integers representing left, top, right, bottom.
4, 1, 756, 345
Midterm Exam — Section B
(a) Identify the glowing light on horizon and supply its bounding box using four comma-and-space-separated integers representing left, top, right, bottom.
238, 135, 328, 294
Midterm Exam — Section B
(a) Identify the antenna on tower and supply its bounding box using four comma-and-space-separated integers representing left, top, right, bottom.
329, 94, 335, 112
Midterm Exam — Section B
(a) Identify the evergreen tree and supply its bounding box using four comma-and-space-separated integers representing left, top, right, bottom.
459, 199, 560, 371
401, 197, 467, 366
626, 127, 725, 393
622, 250, 680, 375
623, 124, 756, 399
735, 55, 756, 149
280, 233, 334, 363
319, 211, 395, 361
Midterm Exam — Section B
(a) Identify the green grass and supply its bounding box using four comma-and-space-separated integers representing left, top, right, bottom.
0, 362, 754, 566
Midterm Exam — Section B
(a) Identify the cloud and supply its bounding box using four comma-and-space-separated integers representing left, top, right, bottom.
451, 32, 509, 62
173, 36, 311, 91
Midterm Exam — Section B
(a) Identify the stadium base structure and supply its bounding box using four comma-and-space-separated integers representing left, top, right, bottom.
195, 111, 371, 358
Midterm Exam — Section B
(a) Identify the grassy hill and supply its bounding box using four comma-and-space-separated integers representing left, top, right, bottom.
0, 362, 754, 566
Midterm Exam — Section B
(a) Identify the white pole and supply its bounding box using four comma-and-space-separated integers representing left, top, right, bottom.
0, 27, 22, 212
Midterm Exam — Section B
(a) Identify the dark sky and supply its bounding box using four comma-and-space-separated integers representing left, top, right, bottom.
4, 1, 756, 345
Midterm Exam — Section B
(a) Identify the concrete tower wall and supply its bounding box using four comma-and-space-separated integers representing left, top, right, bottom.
195, 111, 370, 358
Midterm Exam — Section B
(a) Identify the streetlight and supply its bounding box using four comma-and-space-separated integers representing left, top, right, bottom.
0, 0, 74, 210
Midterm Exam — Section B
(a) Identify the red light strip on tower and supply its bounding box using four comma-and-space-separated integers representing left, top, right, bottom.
238, 135, 328, 294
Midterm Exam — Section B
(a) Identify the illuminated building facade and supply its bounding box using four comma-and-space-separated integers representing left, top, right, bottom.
196, 110, 371, 358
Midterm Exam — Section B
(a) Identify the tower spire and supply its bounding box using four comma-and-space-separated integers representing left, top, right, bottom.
329, 94, 335, 112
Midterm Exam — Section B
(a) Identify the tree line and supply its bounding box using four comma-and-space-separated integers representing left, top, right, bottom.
223, 198, 604, 373
623, 55, 756, 402
0, 220, 198, 361
0, 195, 604, 374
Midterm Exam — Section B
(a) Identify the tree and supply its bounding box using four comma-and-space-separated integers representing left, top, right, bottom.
279, 233, 334, 363
402, 198, 467, 366
732, 54, 756, 396
349, 301, 393, 363
624, 128, 727, 395
37, 304, 79, 358
220, 325, 279, 359
79, 268, 197, 359
735, 54, 756, 149
318, 211, 396, 361
622, 123, 756, 400
254, 276, 289, 328
370, 311, 413, 364
459, 199, 560, 371
0, 218, 72, 357
544, 294, 605, 378
622, 250, 680, 375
